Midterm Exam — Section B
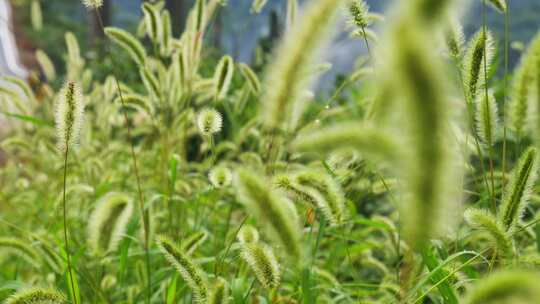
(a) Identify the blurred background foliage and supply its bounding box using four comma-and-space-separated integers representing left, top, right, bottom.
10, 0, 540, 91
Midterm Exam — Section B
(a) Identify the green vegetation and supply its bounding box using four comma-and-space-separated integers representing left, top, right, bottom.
2, 0, 540, 303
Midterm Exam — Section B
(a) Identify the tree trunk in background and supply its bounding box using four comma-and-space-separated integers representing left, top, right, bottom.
89, 0, 111, 45
166, 0, 191, 36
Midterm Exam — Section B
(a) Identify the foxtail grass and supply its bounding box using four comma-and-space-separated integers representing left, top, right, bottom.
463, 270, 540, 303
5, 288, 66, 304
55, 81, 84, 304
89, 6, 154, 303
235, 169, 302, 261
157, 236, 208, 303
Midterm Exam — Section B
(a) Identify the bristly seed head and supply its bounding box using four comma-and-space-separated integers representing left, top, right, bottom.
5, 287, 66, 304
237, 225, 260, 244
240, 242, 280, 289
197, 108, 223, 135
348, 0, 370, 28
55, 81, 84, 153
209, 166, 232, 188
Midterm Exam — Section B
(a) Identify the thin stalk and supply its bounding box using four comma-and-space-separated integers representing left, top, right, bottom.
93, 9, 152, 304
360, 26, 372, 61
377, 173, 401, 285
482, 0, 497, 212
242, 278, 257, 303
214, 215, 248, 276
62, 143, 77, 304
501, 4, 510, 184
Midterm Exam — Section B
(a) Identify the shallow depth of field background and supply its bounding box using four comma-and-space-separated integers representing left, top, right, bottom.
1, 0, 540, 304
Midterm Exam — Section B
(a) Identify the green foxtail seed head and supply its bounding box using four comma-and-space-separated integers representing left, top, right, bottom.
35, 49, 56, 81
5, 288, 66, 304
54, 81, 84, 153
104, 27, 147, 66
142, 3, 161, 42
240, 242, 280, 289
348, 0, 370, 28
239, 63, 261, 94
189, 0, 206, 34
30, 0, 42, 31
510, 52, 535, 137
197, 108, 223, 135
160, 10, 172, 56
213, 55, 234, 100
531, 33, 540, 144
260, 0, 345, 132
444, 19, 465, 58
235, 168, 302, 261
475, 90, 499, 147
237, 225, 260, 244
464, 208, 514, 258
498, 147, 538, 232
208, 278, 229, 304
157, 236, 208, 303
209, 166, 233, 188
0, 237, 41, 268
463, 270, 540, 304
463, 29, 495, 101
87, 192, 134, 254
275, 173, 344, 226
382, 8, 462, 249
82, 0, 103, 9
181, 231, 209, 255
295, 171, 348, 226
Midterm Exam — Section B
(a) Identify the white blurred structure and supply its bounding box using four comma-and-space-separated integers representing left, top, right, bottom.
0, 0, 28, 78
0, 0, 28, 135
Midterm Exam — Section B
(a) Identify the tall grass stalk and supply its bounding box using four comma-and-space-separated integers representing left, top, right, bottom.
91, 8, 152, 304
482, 0, 497, 213
55, 81, 84, 304
502, 3, 510, 183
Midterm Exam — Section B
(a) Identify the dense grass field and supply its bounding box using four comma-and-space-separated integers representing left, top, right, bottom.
1, 0, 540, 303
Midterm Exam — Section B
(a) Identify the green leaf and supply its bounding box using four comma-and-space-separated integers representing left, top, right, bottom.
421, 244, 458, 304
